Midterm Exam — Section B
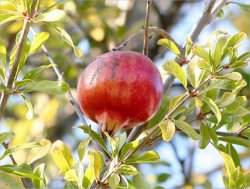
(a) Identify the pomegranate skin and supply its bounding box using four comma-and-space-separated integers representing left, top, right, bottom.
77, 51, 163, 132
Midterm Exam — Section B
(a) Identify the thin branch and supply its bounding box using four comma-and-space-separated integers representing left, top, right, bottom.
30, 28, 87, 124
143, 0, 152, 55
113, 26, 180, 52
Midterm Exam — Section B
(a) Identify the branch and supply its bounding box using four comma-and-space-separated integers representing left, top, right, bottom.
143, 0, 152, 55
0, 1, 38, 188
30, 28, 87, 125
113, 27, 179, 52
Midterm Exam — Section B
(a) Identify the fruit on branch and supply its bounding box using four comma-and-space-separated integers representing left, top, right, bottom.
77, 51, 163, 133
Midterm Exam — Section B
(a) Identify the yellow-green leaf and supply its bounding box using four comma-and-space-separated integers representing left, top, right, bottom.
51, 140, 75, 173
157, 38, 180, 55
164, 60, 187, 88
159, 119, 175, 142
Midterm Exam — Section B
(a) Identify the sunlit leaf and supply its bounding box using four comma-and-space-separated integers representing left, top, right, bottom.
51, 140, 75, 173
77, 138, 90, 161
0, 164, 40, 180
192, 45, 209, 61
27, 139, 51, 164
109, 173, 120, 189
175, 120, 200, 140
29, 32, 50, 55
203, 97, 221, 123
164, 61, 187, 88
118, 164, 138, 176
35, 9, 66, 22
22, 80, 69, 95
157, 38, 180, 55
88, 150, 104, 181
159, 119, 175, 142
79, 125, 109, 155
126, 150, 160, 164
52, 26, 82, 57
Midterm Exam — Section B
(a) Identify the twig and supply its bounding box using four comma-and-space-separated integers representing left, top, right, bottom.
30, 28, 87, 125
143, 0, 152, 55
113, 27, 179, 52
0, 1, 38, 188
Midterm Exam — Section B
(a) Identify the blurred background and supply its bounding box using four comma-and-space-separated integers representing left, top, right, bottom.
0, 0, 250, 188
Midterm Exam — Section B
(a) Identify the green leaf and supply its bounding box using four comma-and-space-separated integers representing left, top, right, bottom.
214, 36, 227, 67
0, 41, 6, 66
175, 120, 200, 140
220, 151, 236, 179
82, 163, 94, 189
218, 92, 236, 107
20, 94, 34, 119
0, 164, 40, 180
23, 80, 69, 95
88, 150, 104, 181
23, 64, 52, 80
35, 9, 66, 22
77, 138, 90, 161
33, 164, 46, 189
164, 61, 187, 88
147, 95, 169, 129
0, 132, 14, 144
159, 119, 175, 142
157, 38, 180, 55
109, 173, 120, 189
224, 32, 247, 53
217, 72, 242, 81
238, 52, 250, 61
0, 170, 24, 189
9, 40, 30, 74
22, 0, 32, 14
219, 136, 250, 147
79, 125, 109, 155
203, 97, 221, 123
208, 128, 218, 145
0, 142, 38, 160
187, 61, 204, 88
27, 139, 51, 164
0, 1, 20, 26
192, 45, 209, 61
199, 124, 210, 149
227, 144, 240, 168
52, 26, 82, 57
120, 140, 140, 160
118, 164, 138, 176
126, 150, 160, 164
51, 140, 75, 173
168, 93, 187, 115
197, 60, 212, 72
64, 169, 77, 182
29, 32, 50, 55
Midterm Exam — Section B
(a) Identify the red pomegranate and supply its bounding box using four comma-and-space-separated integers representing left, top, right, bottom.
77, 51, 163, 133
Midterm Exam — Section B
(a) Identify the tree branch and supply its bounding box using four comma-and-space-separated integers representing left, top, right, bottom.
0, 1, 38, 188
143, 0, 152, 55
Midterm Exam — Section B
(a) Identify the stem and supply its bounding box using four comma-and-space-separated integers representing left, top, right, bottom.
143, 0, 152, 55
114, 27, 179, 52
0, 1, 38, 188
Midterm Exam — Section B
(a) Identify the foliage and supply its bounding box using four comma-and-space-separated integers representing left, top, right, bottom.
0, 0, 250, 189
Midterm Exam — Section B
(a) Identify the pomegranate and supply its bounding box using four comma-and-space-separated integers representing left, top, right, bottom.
77, 51, 163, 133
